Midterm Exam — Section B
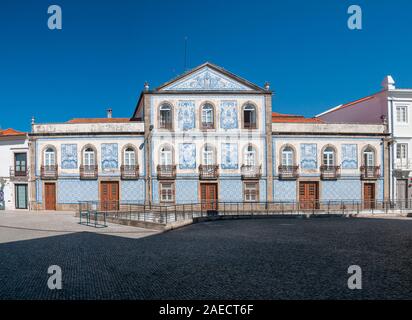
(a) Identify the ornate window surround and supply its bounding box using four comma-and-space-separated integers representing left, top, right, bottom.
279, 144, 297, 166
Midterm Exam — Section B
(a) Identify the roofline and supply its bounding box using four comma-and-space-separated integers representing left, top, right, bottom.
316, 91, 381, 118
155, 62, 268, 92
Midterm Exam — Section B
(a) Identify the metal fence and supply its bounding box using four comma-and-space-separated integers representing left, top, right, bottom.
78, 199, 412, 226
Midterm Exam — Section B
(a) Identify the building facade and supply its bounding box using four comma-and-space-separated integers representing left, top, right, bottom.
272, 119, 386, 206
30, 119, 145, 211
26, 62, 391, 210
318, 76, 412, 203
0, 129, 30, 210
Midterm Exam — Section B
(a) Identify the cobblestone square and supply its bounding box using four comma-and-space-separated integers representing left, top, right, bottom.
0, 212, 411, 299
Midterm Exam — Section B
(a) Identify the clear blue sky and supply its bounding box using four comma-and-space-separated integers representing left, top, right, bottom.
1, 0, 411, 131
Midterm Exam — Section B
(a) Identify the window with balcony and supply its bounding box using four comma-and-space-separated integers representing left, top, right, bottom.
241, 145, 261, 179
199, 145, 218, 179
396, 106, 408, 123
397, 144, 408, 160
243, 104, 257, 129
361, 146, 380, 179
159, 104, 172, 129
322, 147, 335, 166
201, 103, 214, 129
45, 148, 56, 167
281, 146, 294, 166
202, 145, 215, 165
279, 145, 299, 179
14, 153, 27, 176
41, 147, 57, 180
80, 146, 98, 179
321, 146, 340, 180
121, 147, 138, 180
158, 145, 175, 179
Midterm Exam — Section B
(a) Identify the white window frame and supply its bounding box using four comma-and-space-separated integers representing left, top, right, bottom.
160, 182, 174, 203
203, 146, 214, 165
281, 147, 294, 166
363, 149, 375, 167
44, 148, 56, 166
83, 148, 95, 167
396, 143, 408, 160
201, 104, 214, 127
160, 146, 172, 166
124, 148, 136, 166
244, 145, 256, 166
323, 147, 335, 166
396, 106, 408, 124
244, 182, 259, 202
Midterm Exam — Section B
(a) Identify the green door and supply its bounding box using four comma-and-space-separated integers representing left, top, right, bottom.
15, 184, 28, 209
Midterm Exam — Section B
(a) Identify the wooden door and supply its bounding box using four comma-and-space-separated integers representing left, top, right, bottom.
363, 183, 375, 209
200, 183, 218, 211
100, 181, 119, 211
44, 183, 56, 210
396, 180, 407, 208
299, 181, 319, 209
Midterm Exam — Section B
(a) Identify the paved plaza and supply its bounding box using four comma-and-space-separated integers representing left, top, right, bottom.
0, 211, 411, 299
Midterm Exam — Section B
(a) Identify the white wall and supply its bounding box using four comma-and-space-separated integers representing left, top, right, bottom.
0, 137, 29, 210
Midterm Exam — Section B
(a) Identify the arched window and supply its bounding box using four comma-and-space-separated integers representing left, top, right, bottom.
201, 103, 214, 129
159, 104, 172, 129
44, 148, 56, 166
244, 145, 256, 166
83, 147, 95, 167
243, 104, 257, 129
363, 147, 375, 167
281, 146, 294, 166
202, 145, 215, 165
160, 145, 173, 165
323, 147, 336, 167
124, 147, 136, 167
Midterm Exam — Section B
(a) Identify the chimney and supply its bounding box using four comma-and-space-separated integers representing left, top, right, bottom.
107, 108, 112, 118
381, 75, 395, 90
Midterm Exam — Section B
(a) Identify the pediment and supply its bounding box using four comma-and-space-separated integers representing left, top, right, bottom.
158, 63, 262, 92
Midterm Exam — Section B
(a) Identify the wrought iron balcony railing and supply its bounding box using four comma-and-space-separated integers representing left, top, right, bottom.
243, 122, 257, 129
80, 165, 98, 180
278, 165, 299, 180
157, 165, 176, 179
41, 165, 58, 180
9, 167, 28, 181
201, 122, 214, 129
320, 165, 341, 180
241, 165, 261, 179
360, 165, 380, 180
199, 165, 219, 180
120, 165, 139, 180
395, 159, 412, 170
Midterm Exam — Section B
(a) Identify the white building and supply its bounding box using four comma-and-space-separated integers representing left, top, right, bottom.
0, 128, 30, 210
318, 76, 412, 204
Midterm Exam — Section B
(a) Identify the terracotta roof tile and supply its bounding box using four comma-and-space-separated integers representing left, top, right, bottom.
0, 128, 26, 136
272, 112, 323, 123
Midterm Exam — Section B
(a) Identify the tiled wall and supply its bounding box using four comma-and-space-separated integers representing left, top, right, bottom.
273, 180, 297, 201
